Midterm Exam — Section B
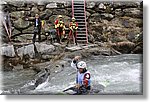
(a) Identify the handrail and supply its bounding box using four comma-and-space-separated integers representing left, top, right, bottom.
72, 0, 74, 17
84, 0, 88, 44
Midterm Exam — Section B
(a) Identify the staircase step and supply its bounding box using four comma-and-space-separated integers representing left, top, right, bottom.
75, 16, 85, 18
74, 10, 84, 12
76, 18, 85, 21
77, 30, 86, 32
74, 4, 84, 6
74, 14, 84, 16
77, 40, 87, 41
78, 25, 86, 27
74, 3, 84, 5
74, 7, 84, 10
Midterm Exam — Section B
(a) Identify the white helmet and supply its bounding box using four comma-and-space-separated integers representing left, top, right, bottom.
77, 61, 87, 69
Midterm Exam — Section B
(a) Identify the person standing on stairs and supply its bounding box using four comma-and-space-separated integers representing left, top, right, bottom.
67, 17, 78, 46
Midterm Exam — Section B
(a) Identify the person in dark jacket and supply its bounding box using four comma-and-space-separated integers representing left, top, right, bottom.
33, 14, 41, 43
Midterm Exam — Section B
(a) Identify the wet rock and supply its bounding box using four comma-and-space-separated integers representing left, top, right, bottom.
2, 62, 14, 71
1, 44, 16, 57
111, 41, 135, 53
132, 46, 143, 54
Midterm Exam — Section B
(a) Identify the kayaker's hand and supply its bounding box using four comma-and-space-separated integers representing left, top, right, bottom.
74, 56, 81, 61
75, 84, 80, 89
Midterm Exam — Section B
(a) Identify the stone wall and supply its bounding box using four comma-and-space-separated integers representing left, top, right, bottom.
1, 1, 72, 42
1, 1, 143, 44
86, 1, 143, 43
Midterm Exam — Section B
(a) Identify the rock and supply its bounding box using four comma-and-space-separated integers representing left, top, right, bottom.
123, 8, 142, 18
101, 13, 114, 20
17, 43, 55, 58
13, 18, 30, 29
40, 9, 52, 20
13, 65, 24, 70
17, 44, 35, 58
52, 9, 69, 15
1, 44, 16, 57
115, 9, 124, 17
99, 3, 106, 10
12, 29, 20, 36
87, 2, 96, 8
111, 41, 135, 53
2, 62, 14, 71
22, 25, 34, 33
11, 11, 24, 19
86, 11, 91, 18
31, 6, 39, 16
112, 2, 139, 9
0, 1, 7, 4
88, 34, 95, 43
64, 1, 71, 8
46, 3, 57, 8
89, 13, 101, 23
38, 5, 46, 11
34, 42, 55, 55
132, 46, 143, 54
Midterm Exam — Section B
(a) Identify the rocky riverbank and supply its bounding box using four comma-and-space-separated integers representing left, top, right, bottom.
0, 0, 143, 72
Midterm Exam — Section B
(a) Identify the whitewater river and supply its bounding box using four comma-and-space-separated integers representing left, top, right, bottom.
0, 54, 143, 95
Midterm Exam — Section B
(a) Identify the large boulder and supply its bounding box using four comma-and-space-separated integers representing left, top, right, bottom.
35, 43, 55, 55
17, 43, 55, 58
1, 44, 16, 57
13, 18, 30, 29
17, 44, 35, 58
111, 41, 135, 53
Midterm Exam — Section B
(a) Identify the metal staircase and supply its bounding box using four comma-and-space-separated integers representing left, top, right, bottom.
72, 0, 88, 44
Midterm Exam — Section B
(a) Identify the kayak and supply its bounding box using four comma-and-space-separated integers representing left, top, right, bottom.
35, 76, 49, 90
